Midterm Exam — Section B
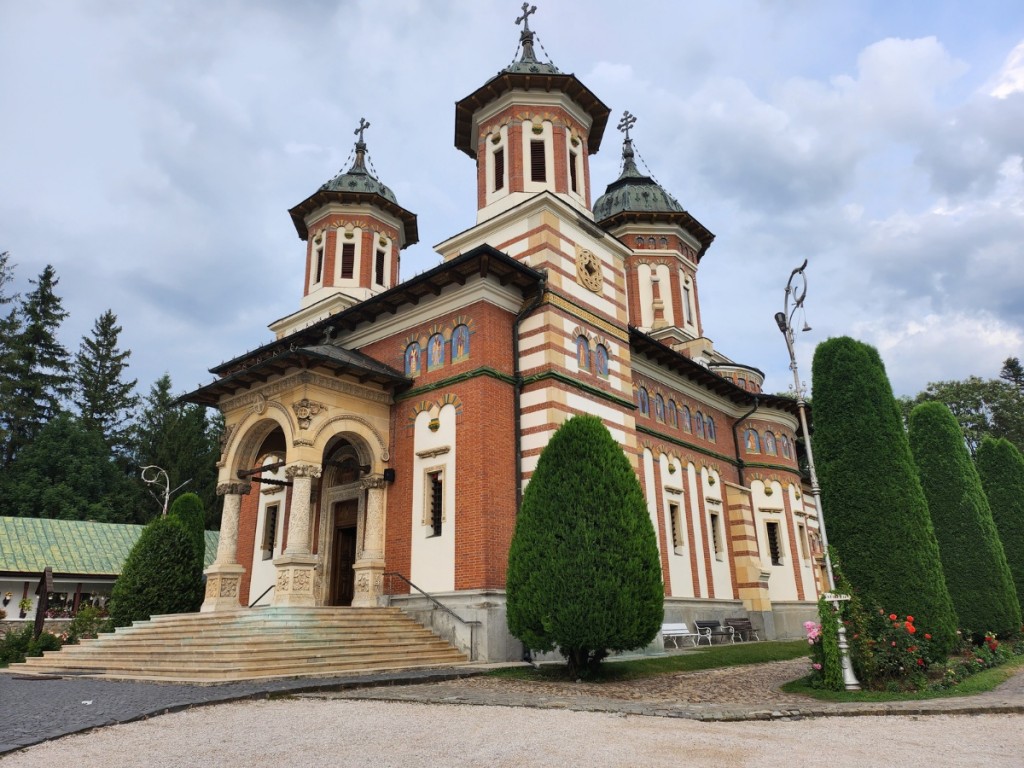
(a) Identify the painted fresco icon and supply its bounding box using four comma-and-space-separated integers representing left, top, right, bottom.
427, 333, 445, 370
576, 336, 591, 371
451, 325, 470, 362
595, 344, 609, 377
405, 342, 421, 376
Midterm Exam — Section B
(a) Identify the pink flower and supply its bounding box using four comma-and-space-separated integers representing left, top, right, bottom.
812, 663, 822, 670
891, 641, 897, 646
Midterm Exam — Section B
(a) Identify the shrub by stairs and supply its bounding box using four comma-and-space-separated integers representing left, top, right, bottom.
8, 606, 468, 683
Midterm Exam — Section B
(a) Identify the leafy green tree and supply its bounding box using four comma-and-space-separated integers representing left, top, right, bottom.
109, 514, 201, 627
169, 492, 208, 611
976, 437, 1024, 616
506, 415, 663, 676
1, 265, 72, 468
909, 402, 1020, 638
130, 374, 221, 525
73, 309, 139, 455
811, 337, 958, 653
0, 412, 137, 522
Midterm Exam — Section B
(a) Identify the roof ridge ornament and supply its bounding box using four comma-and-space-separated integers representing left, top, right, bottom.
349, 117, 372, 175
515, 3, 538, 62
616, 110, 641, 178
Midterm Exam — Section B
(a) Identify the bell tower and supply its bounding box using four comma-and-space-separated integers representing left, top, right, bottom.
453, 3, 610, 225
272, 119, 419, 338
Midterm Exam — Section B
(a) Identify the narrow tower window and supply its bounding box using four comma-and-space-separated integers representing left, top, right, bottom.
314, 246, 324, 284
669, 501, 684, 554
494, 147, 505, 191
341, 243, 355, 280
427, 470, 444, 537
709, 512, 723, 559
569, 150, 578, 193
683, 284, 694, 324
262, 504, 279, 560
530, 140, 546, 182
375, 249, 386, 286
766, 521, 783, 565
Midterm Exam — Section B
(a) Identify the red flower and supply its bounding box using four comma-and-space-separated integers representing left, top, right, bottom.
906, 623, 916, 634
906, 615, 914, 623
917, 658, 925, 666
924, 633, 932, 640
889, 613, 897, 620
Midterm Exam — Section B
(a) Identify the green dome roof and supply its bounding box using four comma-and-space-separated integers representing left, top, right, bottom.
320, 140, 399, 205
593, 137, 684, 222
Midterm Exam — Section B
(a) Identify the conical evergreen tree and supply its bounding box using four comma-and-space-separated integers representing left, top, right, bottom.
909, 402, 1020, 638
73, 309, 139, 455
812, 337, 958, 653
1, 265, 71, 468
506, 415, 663, 676
0, 252, 22, 463
169, 492, 208, 611
976, 437, 1024, 616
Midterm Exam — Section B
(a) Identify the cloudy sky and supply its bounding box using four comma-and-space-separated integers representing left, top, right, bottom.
2, 0, 1023, 400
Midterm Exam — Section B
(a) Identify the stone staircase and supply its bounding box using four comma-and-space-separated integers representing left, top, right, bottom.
8, 606, 468, 683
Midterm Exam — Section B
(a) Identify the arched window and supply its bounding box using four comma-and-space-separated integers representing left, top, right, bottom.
764, 431, 778, 456
781, 434, 792, 459
647, 236, 656, 247
575, 335, 591, 371
451, 324, 470, 362
737, 377, 746, 390
667, 400, 678, 428
659, 236, 668, 248
595, 344, 609, 377
745, 429, 761, 453
427, 333, 445, 370
404, 342, 422, 376
654, 394, 665, 422
694, 411, 705, 438
681, 405, 692, 433
635, 235, 644, 247
706, 416, 716, 442
638, 387, 650, 416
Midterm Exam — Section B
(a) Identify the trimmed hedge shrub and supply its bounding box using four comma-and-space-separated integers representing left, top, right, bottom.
109, 515, 202, 627
811, 337, 958, 653
506, 415, 663, 676
977, 437, 1024, 615
169, 492, 207, 612
909, 402, 1021, 638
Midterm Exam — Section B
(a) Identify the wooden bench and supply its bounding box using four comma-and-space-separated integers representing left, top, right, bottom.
694, 619, 735, 644
725, 618, 760, 642
661, 622, 709, 648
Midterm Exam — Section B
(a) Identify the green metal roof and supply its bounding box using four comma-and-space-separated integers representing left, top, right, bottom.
0, 517, 219, 577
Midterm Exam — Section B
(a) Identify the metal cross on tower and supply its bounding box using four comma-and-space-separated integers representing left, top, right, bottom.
354, 117, 370, 143
617, 110, 637, 140
516, 3, 537, 32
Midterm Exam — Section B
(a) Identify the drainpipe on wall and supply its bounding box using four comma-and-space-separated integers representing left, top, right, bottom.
732, 397, 760, 488
513, 272, 548, 513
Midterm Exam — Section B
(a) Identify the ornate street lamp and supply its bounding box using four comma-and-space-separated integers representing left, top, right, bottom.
774, 260, 861, 691
140, 465, 190, 517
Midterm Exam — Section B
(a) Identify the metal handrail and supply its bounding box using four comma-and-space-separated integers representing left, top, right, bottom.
248, 584, 274, 608
383, 571, 480, 661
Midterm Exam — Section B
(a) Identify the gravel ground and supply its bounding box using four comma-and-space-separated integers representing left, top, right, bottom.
3, 698, 1021, 768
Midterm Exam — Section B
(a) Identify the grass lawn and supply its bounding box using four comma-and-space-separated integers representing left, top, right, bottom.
488, 639, 810, 682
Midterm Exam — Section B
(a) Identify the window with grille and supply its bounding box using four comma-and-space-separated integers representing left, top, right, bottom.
530, 140, 546, 182
314, 246, 324, 284
709, 512, 722, 559
766, 521, 782, 565
375, 249, 385, 285
340, 243, 355, 280
494, 147, 505, 191
683, 284, 694, 324
798, 523, 809, 560
427, 470, 443, 537
262, 504, 279, 560
569, 150, 578, 192
669, 502, 684, 554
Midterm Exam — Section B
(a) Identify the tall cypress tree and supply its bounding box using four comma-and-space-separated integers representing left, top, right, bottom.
506, 415, 663, 676
1, 265, 72, 468
812, 337, 957, 653
977, 437, 1024, 616
73, 309, 139, 454
909, 402, 1020, 638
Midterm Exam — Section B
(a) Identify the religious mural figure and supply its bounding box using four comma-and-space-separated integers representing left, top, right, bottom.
595, 344, 609, 377
667, 399, 677, 427
706, 416, 716, 441
764, 431, 778, 455
451, 324, 470, 362
781, 434, 792, 458
694, 411, 705, 438
654, 394, 665, 422
427, 333, 445, 370
746, 429, 760, 453
576, 336, 591, 371
638, 387, 649, 416
405, 342, 421, 376
681, 405, 692, 432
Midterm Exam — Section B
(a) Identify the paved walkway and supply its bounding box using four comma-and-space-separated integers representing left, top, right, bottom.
4, 657, 1024, 755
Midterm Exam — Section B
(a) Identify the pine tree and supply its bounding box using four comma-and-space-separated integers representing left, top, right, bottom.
1, 265, 72, 468
130, 374, 221, 524
506, 415, 663, 676
811, 337, 958, 653
1001, 357, 1024, 392
909, 402, 1020, 638
976, 437, 1024, 616
73, 309, 139, 454
0, 252, 22, 463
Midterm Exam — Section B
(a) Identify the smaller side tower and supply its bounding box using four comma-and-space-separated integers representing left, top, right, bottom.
594, 112, 714, 357
273, 119, 418, 338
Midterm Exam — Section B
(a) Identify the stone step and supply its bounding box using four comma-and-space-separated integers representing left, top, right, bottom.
78, 625, 440, 645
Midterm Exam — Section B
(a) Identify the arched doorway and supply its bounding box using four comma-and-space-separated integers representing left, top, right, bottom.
319, 438, 368, 607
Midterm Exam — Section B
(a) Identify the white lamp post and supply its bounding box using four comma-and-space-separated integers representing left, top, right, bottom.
774, 260, 861, 691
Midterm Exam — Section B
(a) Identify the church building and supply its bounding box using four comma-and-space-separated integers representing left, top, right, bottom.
185, 8, 823, 662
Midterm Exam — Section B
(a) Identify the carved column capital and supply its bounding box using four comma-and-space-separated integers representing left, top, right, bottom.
217, 481, 252, 496
359, 474, 387, 490
285, 463, 322, 480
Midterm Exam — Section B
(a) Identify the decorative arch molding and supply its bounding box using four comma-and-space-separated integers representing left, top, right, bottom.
228, 411, 294, 479
310, 414, 390, 463
407, 393, 464, 424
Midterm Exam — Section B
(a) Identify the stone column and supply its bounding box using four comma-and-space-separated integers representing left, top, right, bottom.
201, 481, 251, 613
352, 474, 387, 607
272, 462, 321, 607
